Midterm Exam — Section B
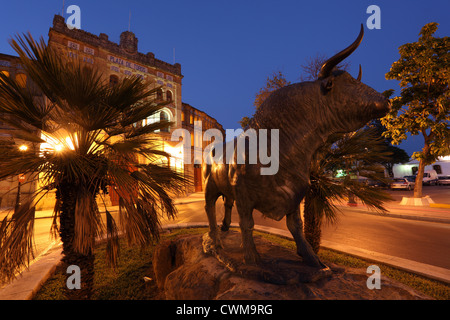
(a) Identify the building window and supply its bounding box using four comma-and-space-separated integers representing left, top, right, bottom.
189, 113, 193, 124
109, 75, 119, 87
412, 166, 418, 175
160, 110, 170, 132
143, 110, 171, 133
181, 111, 185, 122
16, 73, 27, 88
156, 88, 163, 101
433, 165, 442, 174
166, 90, 173, 102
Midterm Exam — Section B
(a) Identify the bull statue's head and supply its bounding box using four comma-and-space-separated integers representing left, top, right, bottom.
315, 24, 390, 132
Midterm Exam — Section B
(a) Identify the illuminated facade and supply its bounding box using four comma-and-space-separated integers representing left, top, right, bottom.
181, 102, 225, 192
0, 53, 39, 207
0, 15, 224, 208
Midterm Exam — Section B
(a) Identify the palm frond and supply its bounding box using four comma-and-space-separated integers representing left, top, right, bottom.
0, 199, 36, 284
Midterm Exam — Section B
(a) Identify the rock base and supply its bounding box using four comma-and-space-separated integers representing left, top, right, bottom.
152, 230, 432, 300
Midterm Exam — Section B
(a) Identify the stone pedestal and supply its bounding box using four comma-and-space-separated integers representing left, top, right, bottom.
152, 230, 432, 300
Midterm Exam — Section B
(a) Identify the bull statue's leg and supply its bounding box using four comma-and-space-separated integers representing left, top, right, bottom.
286, 208, 326, 269
204, 177, 222, 249
235, 200, 260, 264
221, 197, 234, 231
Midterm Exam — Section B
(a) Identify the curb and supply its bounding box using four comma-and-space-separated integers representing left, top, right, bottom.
430, 203, 450, 209
0, 241, 62, 300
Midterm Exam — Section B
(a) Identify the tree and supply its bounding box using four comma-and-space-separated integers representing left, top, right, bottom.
239, 71, 290, 128
0, 34, 186, 298
381, 22, 449, 198
367, 119, 410, 177
300, 53, 350, 81
304, 128, 393, 253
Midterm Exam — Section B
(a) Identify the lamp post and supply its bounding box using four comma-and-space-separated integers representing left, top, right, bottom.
14, 145, 28, 214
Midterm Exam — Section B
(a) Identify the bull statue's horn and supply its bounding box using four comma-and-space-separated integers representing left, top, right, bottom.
357, 64, 362, 81
318, 24, 364, 79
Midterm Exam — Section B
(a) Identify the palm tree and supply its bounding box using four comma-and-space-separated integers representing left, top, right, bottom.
303, 128, 394, 253
0, 34, 186, 299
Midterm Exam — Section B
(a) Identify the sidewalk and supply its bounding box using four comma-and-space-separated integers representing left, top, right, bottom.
1, 192, 449, 300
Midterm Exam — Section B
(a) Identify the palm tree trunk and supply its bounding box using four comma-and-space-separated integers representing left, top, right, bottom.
57, 183, 94, 300
303, 197, 322, 254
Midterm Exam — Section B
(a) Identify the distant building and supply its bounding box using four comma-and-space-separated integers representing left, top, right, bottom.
0, 15, 224, 208
181, 102, 225, 192
0, 53, 40, 207
392, 156, 450, 178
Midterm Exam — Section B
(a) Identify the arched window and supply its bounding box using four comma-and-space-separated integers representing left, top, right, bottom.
109, 75, 119, 87
16, 73, 27, 88
160, 110, 170, 132
166, 90, 173, 102
156, 88, 163, 101
143, 109, 172, 133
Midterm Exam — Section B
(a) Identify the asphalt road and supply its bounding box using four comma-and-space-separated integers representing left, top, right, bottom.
162, 191, 450, 270
387, 184, 450, 203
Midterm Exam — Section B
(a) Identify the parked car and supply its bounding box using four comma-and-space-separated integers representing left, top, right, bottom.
437, 175, 450, 186
422, 170, 439, 185
367, 179, 389, 188
391, 177, 415, 190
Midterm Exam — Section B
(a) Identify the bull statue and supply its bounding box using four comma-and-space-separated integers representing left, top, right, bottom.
202, 25, 390, 269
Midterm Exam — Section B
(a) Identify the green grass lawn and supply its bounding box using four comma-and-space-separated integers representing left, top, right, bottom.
33, 227, 450, 300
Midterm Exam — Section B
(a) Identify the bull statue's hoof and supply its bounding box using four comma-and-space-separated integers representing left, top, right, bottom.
243, 250, 261, 265
202, 232, 236, 272
202, 232, 217, 255
309, 265, 333, 282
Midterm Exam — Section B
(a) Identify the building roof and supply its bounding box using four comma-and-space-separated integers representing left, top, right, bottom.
182, 102, 223, 129
50, 15, 182, 77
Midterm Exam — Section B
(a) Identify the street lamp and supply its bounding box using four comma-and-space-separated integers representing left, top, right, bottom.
19, 144, 28, 152
15, 145, 28, 214
54, 144, 64, 152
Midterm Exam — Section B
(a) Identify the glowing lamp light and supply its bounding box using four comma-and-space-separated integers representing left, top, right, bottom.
54, 144, 64, 152
19, 145, 28, 152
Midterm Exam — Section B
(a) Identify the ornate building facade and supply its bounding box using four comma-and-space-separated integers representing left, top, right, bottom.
0, 15, 224, 208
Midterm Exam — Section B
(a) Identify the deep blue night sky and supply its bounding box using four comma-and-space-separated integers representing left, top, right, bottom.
0, 0, 448, 156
